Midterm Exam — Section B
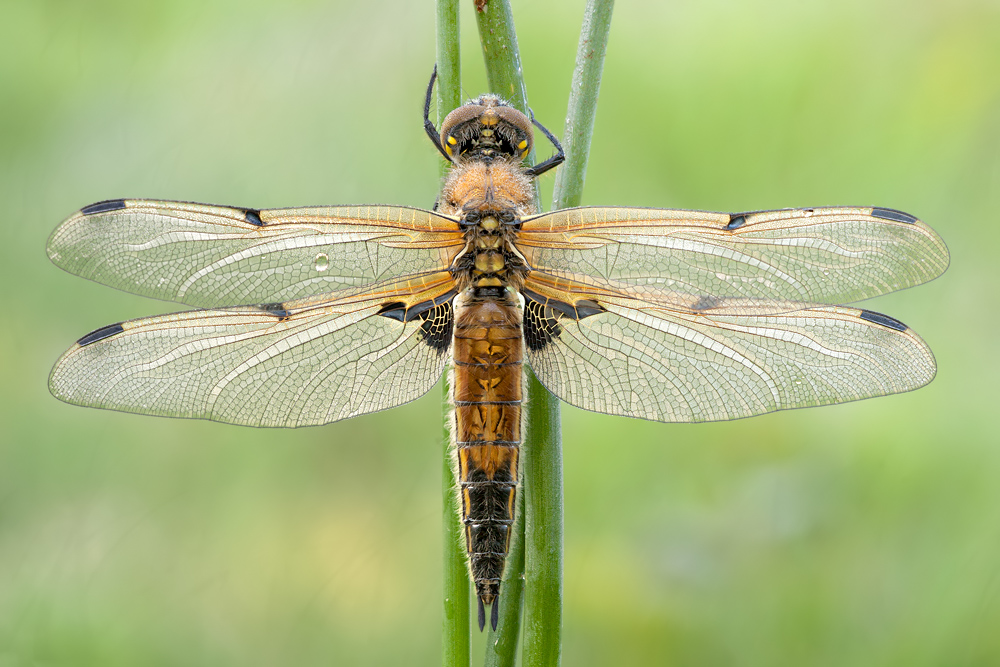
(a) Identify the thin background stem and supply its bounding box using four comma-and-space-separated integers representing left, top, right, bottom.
474, 0, 540, 210
437, 3, 468, 666
552, 0, 615, 211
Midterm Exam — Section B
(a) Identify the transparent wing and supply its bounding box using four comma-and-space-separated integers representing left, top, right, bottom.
47, 199, 464, 307
522, 277, 936, 423
48, 274, 456, 427
517, 206, 949, 306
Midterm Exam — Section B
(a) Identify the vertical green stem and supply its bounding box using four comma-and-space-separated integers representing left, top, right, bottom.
474, 0, 540, 209
442, 375, 470, 667
520, 368, 563, 667
437, 0, 463, 133
473, 1, 529, 110
476, 2, 561, 665
438, 3, 468, 667
552, 0, 615, 210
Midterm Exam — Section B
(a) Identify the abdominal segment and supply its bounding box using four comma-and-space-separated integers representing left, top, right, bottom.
451, 290, 522, 629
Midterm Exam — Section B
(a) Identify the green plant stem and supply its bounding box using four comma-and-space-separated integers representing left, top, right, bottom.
438, 3, 468, 667
552, 0, 615, 211
520, 368, 563, 667
442, 373, 470, 667
474, 0, 540, 208
476, 2, 562, 665
473, 1, 528, 111
437, 0, 462, 136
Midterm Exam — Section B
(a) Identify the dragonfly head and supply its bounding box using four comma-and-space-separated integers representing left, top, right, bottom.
440, 94, 533, 164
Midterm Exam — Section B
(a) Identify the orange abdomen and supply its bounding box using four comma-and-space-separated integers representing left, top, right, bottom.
451, 290, 522, 622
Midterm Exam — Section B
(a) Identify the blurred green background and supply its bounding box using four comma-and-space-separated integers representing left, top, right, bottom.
2, 0, 997, 665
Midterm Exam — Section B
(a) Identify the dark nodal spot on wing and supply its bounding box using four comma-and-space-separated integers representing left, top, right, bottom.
77, 323, 125, 346
245, 209, 265, 226
259, 302, 291, 320
871, 208, 918, 224
725, 214, 746, 230
692, 295, 720, 311
859, 309, 908, 332
81, 199, 126, 215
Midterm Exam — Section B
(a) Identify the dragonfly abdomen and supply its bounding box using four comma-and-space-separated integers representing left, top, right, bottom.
451, 289, 522, 631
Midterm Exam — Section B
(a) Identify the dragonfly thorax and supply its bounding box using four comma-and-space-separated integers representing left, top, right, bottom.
440, 161, 532, 292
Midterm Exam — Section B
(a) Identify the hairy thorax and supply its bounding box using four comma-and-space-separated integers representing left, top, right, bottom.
439, 160, 535, 293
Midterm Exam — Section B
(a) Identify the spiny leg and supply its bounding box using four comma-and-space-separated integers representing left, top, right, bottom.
423, 65, 452, 162
524, 110, 565, 177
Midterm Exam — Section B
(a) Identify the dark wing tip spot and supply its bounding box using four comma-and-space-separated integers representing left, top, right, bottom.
77, 322, 125, 346
871, 207, 919, 224
245, 209, 264, 226
859, 309, 908, 332
725, 214, 746, 230
81, 199, 127, 215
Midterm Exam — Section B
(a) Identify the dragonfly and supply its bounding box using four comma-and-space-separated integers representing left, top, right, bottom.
47, 69, 949, 631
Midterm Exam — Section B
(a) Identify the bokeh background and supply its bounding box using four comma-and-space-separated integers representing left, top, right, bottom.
2, 0, 998, 665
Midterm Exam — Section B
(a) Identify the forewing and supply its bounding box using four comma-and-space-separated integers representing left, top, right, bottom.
47, 199, 464, 307
49, 274, 457, 427
518, 206, 949, 306
522, 278, 936, 423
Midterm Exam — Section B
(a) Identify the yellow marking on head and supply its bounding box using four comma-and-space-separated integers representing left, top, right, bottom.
445, 144, 453, 156
481, 129, 494, 138
480, 216, 499, 231
517, 140, 527, 150
447, 135, 458, 145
